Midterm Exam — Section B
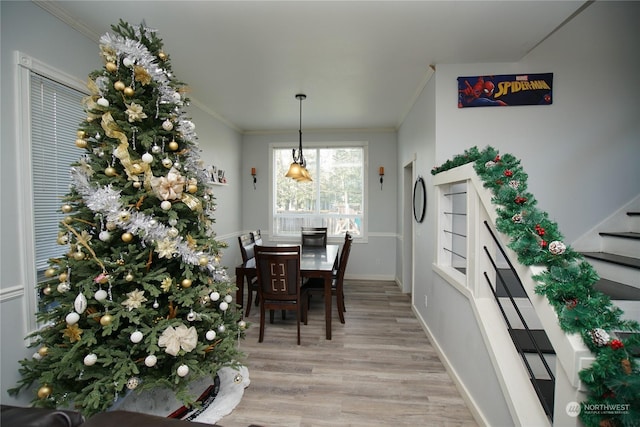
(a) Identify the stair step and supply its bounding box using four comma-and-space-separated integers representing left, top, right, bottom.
581, 252, 640, 269
496, 269, 527, 298
509, 329, 555, 354
532, 378, 555, 418
594, 278, 640, 301
599, 231, 640, 240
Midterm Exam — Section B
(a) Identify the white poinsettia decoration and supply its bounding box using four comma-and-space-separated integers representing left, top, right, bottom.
155, 238, 177, 259
125, 102, 147, 123
121, 289, 147, 311
158, 324, 198, 356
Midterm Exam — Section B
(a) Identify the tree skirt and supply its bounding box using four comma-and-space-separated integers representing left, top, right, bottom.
112, 366, 250, 424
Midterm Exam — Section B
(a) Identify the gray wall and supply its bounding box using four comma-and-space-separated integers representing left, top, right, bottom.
398, 1, 640, 424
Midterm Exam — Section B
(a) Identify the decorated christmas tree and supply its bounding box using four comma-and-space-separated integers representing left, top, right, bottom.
10, 20, 245, 417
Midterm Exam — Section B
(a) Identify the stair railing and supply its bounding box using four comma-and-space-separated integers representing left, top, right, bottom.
483, 222, 555, 418
432, 162, 593, 426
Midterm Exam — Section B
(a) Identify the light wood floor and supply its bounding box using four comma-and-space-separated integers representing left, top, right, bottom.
217, 280, 479, 427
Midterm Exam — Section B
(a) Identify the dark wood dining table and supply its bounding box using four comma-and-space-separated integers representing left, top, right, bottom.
235, 244, 339, 340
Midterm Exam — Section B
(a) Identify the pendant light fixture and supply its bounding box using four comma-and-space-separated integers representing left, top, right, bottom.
285, 94, 312, 181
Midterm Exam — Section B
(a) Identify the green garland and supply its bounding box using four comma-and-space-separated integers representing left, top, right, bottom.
432, 146, 640, 426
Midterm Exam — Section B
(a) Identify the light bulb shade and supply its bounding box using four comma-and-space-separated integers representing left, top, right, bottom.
285, 162, 303, 179
300, 166, 312, 181
294, 167, 312, 182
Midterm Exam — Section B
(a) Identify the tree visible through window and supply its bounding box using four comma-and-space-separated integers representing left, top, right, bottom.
273, 145, 365, 238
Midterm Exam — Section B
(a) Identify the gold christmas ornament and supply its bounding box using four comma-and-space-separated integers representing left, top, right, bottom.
158, 51, 167, 61
75, 138, 88, 149
44, 268, 57, 278
124, 86, 135, 97
99, 314, 113, 326
63, 216, 74, 224
187, 184, 198, 194
106, 62, 117, 72
181, 279, 192, 288
61, 204, 73, 213
125, 273, 134, 282
168, 140, 179, 151
58, 272, 68, 282
114, 81, 125, 91
198, 256, 209, 266
105, 166, 117, 177
121, 232, 133, 243
37, 385, 52, 399
43, 286, 52, 295
77, 130, 86, 138
37, 346, 49, 357
73, 250, 86, 261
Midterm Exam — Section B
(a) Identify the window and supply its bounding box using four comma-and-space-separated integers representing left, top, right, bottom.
16, 52, 87, 333
30, 73, 86, 275
272, 143, 366, 239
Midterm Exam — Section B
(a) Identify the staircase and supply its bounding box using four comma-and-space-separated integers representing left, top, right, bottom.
580, 210, 640, 327
484, 207, 640, 421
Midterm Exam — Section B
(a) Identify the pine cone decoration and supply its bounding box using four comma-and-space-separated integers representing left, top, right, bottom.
600, 418, 616, 427
549, 240, 566, 255
621, 358, 632, 375
590, 328, 611, 347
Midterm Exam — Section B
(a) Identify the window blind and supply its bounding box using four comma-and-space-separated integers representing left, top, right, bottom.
30, 72, 85, 272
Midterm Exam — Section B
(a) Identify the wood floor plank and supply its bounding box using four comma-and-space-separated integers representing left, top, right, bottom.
217, 280, 478, 427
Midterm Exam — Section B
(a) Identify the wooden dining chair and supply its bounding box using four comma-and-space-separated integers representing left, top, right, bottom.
301, 227, 328, 247
254, 245, 303, 345
238, 233, 259, 317
302, 232, 353, 324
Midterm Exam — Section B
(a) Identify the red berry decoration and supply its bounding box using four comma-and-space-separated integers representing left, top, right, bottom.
494, 155, 501, 162
602, 390, 616, 399
565, 299, 578, 309
540, 240, 548, 248
610, 339, 624, 350
504, 169, 513, 177
515, 196, 527, 204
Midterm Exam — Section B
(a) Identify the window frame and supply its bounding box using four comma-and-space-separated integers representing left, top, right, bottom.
269, 141, 369, 242
16, 51, 88, 335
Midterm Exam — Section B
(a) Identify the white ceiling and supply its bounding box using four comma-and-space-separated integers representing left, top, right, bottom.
36, 0, 588, 132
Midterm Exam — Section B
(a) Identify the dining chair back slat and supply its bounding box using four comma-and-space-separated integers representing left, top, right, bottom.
301, 227, 328, 247
251, 229, 263, 245
254, 245, 303, 345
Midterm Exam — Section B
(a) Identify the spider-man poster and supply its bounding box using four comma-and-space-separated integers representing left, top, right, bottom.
457, 73, 553, 108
